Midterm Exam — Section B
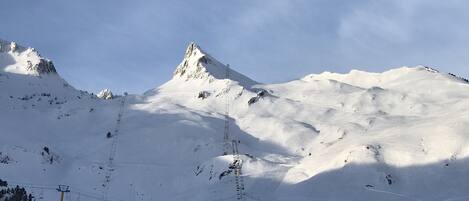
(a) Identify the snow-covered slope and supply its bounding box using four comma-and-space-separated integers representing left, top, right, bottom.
1, 39, 469, 201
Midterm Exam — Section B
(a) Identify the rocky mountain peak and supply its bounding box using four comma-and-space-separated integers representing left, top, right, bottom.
97, 89, 114, 100
0, 39, 57, 76
171, 42, 256, 88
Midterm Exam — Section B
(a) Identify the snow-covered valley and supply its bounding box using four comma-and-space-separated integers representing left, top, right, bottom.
1, 39, 469, 201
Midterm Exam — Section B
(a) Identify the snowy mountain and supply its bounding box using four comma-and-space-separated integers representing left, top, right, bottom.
1, 39, 469, 201
97, 89, 114, 100
172, 42, 256, 87
0, 39, 56, 75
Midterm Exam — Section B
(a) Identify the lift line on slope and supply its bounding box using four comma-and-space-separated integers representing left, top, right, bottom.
223, 64, 231, 156
223, 64, 246, 200
103, 95, 127, 201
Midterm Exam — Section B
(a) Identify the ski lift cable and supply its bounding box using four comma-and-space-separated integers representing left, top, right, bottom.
4, 181, 125, 201
444, 195, 469, 201
6, 183, 56, 191
7, 180, 57, 188
69, 191, 104, 201
364, 186, 422, 201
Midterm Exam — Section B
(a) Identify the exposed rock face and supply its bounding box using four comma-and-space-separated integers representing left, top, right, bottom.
248, 89, 269, 105
97, 89, 113, 100
197, 91, 211, 99
0, 40, 23, 53
171, 42, 257, 88
1, 39, 58, 76
26, 58, 57, 74
9, 42, 17, 52
173, 42, 213, 80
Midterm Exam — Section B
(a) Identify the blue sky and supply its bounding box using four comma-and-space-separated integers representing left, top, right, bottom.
1, 0, 468, 94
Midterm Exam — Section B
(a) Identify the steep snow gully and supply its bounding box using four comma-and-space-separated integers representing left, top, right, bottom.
1, 39, 469, 201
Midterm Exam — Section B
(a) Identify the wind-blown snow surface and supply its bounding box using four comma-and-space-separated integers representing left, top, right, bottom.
1, 39, 469, 201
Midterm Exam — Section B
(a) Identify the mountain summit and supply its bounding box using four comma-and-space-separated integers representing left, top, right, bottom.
171, 42, 256, 88
0, 39, 78, 98
0, 39, 57, 76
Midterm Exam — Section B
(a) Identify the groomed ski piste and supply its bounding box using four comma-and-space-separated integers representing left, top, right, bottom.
1, 39, 469, 201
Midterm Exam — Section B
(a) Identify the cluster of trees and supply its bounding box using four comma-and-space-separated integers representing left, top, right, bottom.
0, 180, 33, 201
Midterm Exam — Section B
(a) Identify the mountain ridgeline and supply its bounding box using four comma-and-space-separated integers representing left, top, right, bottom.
1, 39, 469, 201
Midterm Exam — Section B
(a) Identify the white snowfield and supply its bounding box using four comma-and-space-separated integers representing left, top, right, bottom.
1, 39, 469, 201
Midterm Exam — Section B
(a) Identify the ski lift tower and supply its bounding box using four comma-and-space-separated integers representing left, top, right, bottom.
56, 185, 70, 201
223, 64, 232, 155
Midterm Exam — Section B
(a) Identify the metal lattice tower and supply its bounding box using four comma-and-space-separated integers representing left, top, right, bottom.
223, 64, 231, 155
222, 64, 246, 200
232, 140, 246, 200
